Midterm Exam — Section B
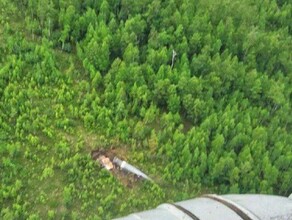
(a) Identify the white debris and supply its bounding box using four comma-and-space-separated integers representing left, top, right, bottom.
98, 156, 114, 170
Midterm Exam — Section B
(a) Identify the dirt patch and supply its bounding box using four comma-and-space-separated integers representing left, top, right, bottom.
91, 146, 132, 165
91, 148, 142, 188
112, 168, 141, 188
91, 148, 116, 161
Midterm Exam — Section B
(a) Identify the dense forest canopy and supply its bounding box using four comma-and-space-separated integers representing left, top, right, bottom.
0, 0, 291, 219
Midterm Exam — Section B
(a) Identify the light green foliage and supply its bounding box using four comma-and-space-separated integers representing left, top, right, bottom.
1, 0, 292, 219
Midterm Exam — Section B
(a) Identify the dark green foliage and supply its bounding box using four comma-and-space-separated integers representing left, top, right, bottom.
1, 0, 292, 219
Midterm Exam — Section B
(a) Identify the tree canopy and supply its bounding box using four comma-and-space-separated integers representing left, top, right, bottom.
0, 0, 291, 219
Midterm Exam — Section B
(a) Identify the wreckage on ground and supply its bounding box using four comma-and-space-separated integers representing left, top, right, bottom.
98, 155, 114, 170
113, 157, 152, 181
92, 149, 152, 181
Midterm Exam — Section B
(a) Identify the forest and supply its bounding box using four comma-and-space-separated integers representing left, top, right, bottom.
0, 0, 291, 219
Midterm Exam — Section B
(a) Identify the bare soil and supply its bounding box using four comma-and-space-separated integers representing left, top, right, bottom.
91, 148, 141, 188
